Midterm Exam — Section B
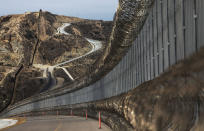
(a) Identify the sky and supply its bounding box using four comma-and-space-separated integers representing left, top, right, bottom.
0, 0, 118, 20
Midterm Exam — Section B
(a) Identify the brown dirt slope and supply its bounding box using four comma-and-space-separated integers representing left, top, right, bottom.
0, 11, 113, 111
65, 20, 113, 41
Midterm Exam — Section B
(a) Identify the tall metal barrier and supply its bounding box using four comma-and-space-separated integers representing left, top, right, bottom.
3, 0, 204, 116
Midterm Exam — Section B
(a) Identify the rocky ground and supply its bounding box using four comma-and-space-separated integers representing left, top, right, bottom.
0, 11, 113, 111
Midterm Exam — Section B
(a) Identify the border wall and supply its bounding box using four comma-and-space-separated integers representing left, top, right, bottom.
2, 0, 204, 117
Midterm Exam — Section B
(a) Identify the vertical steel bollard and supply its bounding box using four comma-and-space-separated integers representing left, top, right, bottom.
99, 112, 101, 129
71, 109, 73, 116
86, 110, 87, 120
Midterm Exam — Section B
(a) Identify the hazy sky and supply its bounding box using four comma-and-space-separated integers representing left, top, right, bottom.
0, 0, 118, 20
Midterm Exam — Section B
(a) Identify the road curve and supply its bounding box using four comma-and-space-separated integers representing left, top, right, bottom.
56, 23, 71, 35
4, 116, 111, 131
54, 37, 102, 67
54, 23, 102, 67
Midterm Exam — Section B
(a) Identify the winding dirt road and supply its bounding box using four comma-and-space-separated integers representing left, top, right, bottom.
33, 23, 102, 91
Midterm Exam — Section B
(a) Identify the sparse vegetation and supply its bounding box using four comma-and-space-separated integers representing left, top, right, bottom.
0, 11, 112, 111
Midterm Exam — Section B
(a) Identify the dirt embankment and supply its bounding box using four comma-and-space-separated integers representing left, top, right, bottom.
86, 48, 204, 130
0, 13, 42, 111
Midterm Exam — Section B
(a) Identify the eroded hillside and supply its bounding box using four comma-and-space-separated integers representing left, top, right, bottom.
0, 11, 113, 111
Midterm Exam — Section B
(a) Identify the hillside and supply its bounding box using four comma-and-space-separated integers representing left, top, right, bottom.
0, 11, 113, 111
